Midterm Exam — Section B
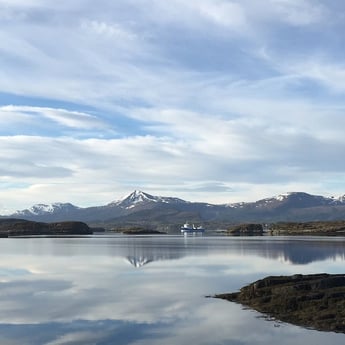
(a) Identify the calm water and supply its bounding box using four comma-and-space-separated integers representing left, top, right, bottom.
0, 235, 345, 344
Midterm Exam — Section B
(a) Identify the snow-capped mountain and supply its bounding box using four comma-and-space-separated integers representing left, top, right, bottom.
113, 190, 187, 209
12, 203, 80, 217
226, 192, 344, 209
253, 192, 338, 209
4, 190, 345, 225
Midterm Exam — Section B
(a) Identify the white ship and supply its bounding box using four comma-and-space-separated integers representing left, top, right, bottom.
180, 222, 205, 234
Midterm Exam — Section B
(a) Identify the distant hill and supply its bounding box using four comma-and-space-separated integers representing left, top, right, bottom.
2, 190, 345, 229
0, 219, 92, 236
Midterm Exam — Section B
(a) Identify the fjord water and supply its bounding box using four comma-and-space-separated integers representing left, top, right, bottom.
0, 235, 345, 344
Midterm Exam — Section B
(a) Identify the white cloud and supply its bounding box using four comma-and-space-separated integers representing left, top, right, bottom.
1, 105, 345, 212
268, 0, 326, 26
0, 105, 110, 131
291, 60, 345, 93
81, 20, 136, 40
193, 0, 248, 30
45, 331, 102, 345
0, 0, 45, 6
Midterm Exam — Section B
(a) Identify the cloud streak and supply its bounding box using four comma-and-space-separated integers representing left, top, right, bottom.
0, 105, 109, 130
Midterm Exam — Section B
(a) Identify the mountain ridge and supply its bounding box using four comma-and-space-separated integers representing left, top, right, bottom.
3, 190, 345, 227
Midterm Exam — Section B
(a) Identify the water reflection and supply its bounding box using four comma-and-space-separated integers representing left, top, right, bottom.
99, 235, 345, 267
0, 235, 344, 344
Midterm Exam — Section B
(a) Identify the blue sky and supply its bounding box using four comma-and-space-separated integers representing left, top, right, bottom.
1, 0, 345, 213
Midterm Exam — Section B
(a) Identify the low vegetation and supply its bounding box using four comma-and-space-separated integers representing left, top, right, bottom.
269, 221, 345, 235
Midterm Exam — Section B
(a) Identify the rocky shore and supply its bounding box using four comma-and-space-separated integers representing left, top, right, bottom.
215, 273, 345, 333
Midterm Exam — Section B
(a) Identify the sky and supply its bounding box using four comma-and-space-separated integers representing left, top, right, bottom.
1, 0, 345, 213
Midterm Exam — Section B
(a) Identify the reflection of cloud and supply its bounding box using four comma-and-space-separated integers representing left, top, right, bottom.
0, 320, 164, 345
0, 235, 345, 345
0, 267, 31, 277
0, 298, 340, 345
45, 330, 103, 345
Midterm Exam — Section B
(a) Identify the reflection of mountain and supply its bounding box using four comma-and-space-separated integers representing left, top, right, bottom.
126, 256, 153, 268
277, 243, 345, 265
20, 234, 345, 266
122, 242, 186, 268
121, 237, 345, 267
243, 239, 345, 265
122, 237, 345, 267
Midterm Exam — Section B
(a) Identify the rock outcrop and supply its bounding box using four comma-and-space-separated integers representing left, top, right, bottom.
0, 219, 92, 236
215, 274, 345, 333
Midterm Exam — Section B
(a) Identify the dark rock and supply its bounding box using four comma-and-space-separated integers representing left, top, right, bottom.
214, 273, 345, 333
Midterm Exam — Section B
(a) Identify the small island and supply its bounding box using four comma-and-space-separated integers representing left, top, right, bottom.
0, 219, 92, 237
227, 223, 263, 235
214, 273, 345, 333
269, 221, 345, 236
108, 226, 166, 235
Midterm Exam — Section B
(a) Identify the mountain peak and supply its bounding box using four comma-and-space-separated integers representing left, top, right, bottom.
124, 190, 155, 202
112, 190, 187, 209
131, 190, 151, 199
116, 190, 157, 209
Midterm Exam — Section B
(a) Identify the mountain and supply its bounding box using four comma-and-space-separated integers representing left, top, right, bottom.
223, 192, 345, 223
13, 203, 80, 218
11, 202, 84, 222
3, 191, 345, 229
251, 192, 340, 209
112, 190, 187, 209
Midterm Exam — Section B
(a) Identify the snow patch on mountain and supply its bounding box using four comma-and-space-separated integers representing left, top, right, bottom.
274, 193, 292, 201
336, 195, 345, 203
14, 203, 79, 216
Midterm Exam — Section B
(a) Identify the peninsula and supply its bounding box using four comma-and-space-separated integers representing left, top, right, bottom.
215, 273, 345, 333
